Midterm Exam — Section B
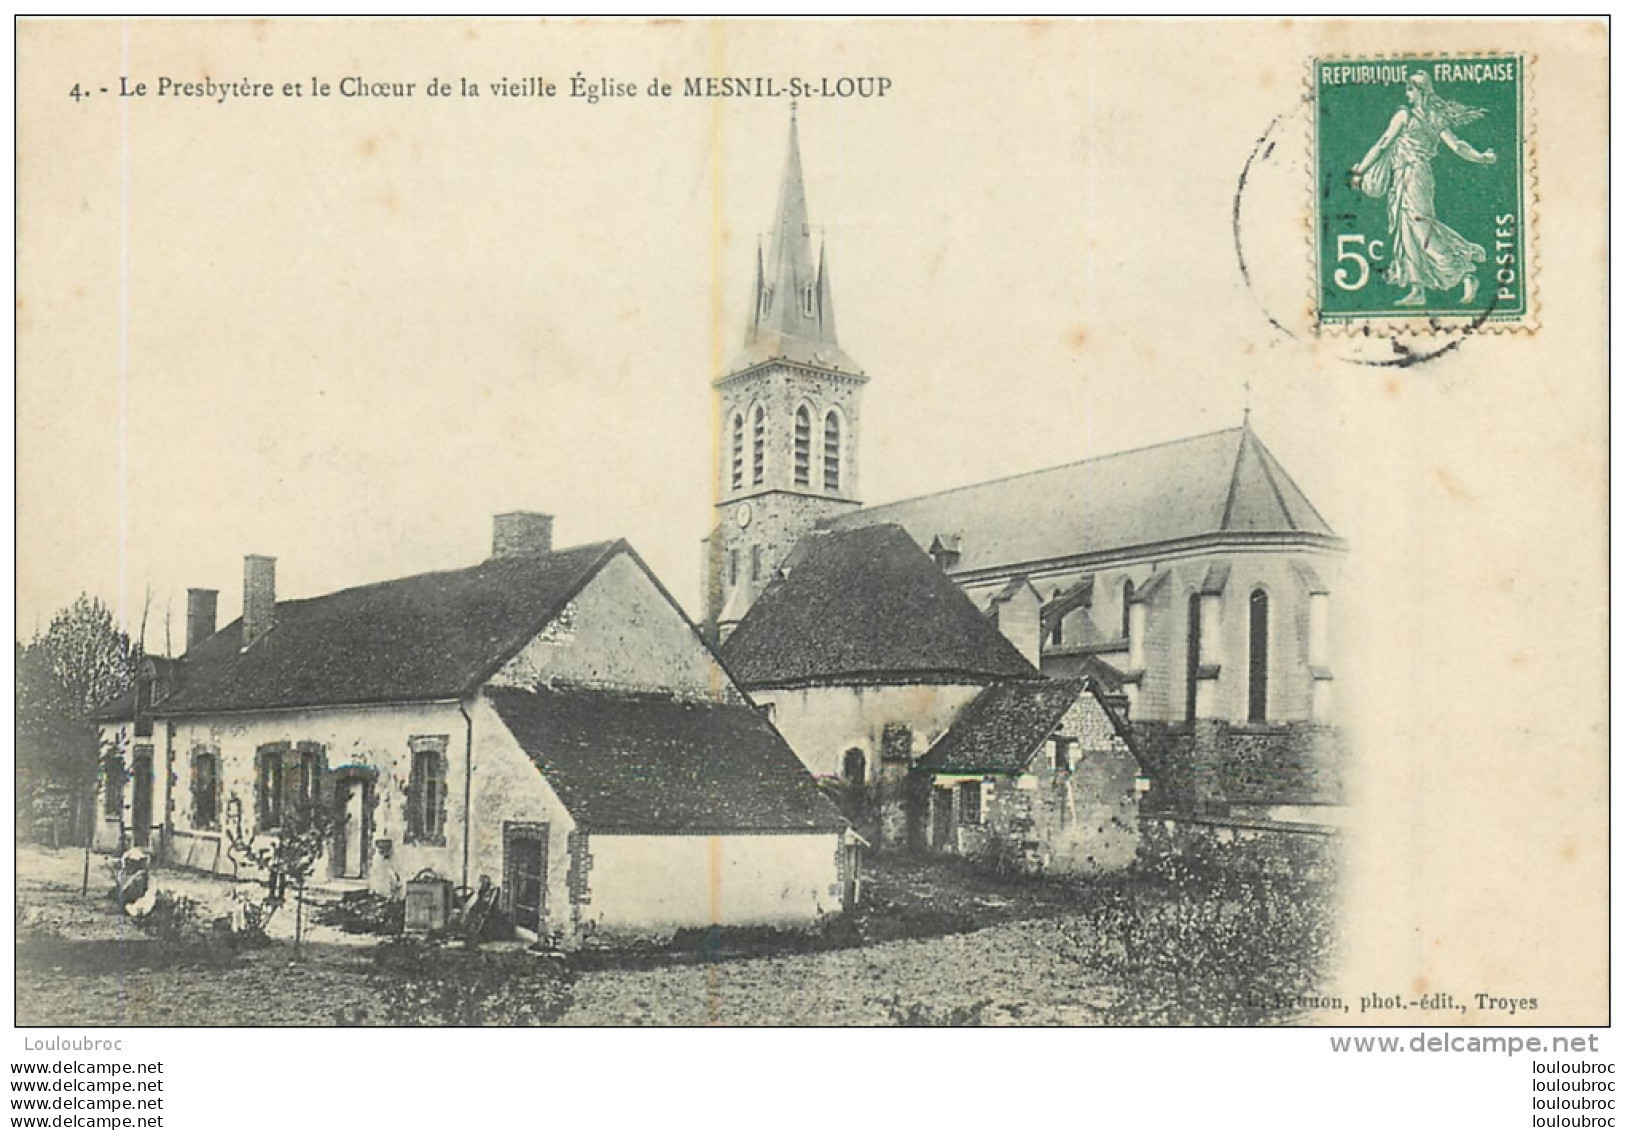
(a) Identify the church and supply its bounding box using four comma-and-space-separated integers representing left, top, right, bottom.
703, 111, 1348, 829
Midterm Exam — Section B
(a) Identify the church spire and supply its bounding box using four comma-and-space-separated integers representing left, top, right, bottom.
740, 103, 845, 361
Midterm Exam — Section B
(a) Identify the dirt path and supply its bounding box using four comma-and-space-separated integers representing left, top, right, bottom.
558, 919, 1115, 1026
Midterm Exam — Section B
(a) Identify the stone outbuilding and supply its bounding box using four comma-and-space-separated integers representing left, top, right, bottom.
914, 675, 1145, 874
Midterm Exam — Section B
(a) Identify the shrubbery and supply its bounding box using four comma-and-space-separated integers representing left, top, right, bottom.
1058, 853, 1340, 1025
362, 938, 574, 1026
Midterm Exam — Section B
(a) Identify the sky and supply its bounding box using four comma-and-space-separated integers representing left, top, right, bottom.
19, 19, 1364, 640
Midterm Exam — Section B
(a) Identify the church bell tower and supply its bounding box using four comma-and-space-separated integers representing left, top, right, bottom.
704, 106, 868, 639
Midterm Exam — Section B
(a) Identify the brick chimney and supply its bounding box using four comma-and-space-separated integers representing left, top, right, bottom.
242, 556, 276, 648
185, 588, 218, 653
492, 512, 554, 559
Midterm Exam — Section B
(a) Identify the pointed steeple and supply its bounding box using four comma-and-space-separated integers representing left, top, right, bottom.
730, 105, 859, 374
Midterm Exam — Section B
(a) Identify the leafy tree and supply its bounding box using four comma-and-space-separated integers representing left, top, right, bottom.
15, 595, 140, 851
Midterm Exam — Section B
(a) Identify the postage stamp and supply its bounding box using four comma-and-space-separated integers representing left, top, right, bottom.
1313, 55, 1533, 331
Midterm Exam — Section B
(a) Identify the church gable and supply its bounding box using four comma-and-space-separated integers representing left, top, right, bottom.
490, 548, 743, 704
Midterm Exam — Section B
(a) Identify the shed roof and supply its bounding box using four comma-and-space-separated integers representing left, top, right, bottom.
917, 677, 1133, 775
486, 685, 847, 834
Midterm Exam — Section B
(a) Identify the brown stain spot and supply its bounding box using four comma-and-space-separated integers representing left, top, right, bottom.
1495, 576, 1515, 595
1065, 325, 1089, 351
1020, 18, 1051, 36
1412, 976, 1428, 996
73, 285, 85, 299
358, 135, 381, 158
378, 187, 400, 213
1432, 466, 1472, 504
1138, 345, 1157, 366
464, 26, 479, 39
1560, 841, 1578, 862
251, 19, 268, 41
1509, 652, 1527, 668
1259, 68, 1276, 90
1383, 375, 1401, 398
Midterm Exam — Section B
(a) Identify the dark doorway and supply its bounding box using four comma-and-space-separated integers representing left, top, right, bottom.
331, 775, 373, 880
931, 787, 955, 851
130, 751, 153, 848
504, 823, 548, 934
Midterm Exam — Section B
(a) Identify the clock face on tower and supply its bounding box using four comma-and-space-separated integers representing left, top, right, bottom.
735, 502, 753, 528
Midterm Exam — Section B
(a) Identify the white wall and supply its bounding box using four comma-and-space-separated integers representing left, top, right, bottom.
492, 552, 741, 704
754, 682, 985, 779
112, 701, 471, 895
581, 833, 843, 934
466, 695, 577, 939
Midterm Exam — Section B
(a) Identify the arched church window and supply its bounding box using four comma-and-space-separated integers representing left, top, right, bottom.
1185, 593, 1202, 723
794, 406, 811, 487
1248, 589, 1269, 723
823, 412, 841, 492
842, 748, 866, 785
752, 406, 765, 486
730, 413, 744, 491
1121, 578, 1135, 639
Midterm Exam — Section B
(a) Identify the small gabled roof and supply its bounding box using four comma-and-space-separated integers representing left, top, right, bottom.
919, 675, 1136, 775
130, 541, 623, 717
917, 678, 1123, 775
721, 524, 1038, 689
829, 425, 1338, 575
486, 686, 846, 834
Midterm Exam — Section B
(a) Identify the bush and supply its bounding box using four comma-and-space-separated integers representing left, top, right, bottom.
130, 891, 201, 941
367, 938, 573, 1026
312, 893, 405, 936
1057, 855, 1339, 1025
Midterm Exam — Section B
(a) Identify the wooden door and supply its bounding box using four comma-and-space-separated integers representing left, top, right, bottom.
505, 825, 547, 934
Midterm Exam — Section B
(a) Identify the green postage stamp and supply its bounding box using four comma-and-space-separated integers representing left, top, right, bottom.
1314, 55, 1532, 330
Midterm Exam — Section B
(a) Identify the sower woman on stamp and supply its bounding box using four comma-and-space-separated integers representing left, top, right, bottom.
1350, 72, 1497, 307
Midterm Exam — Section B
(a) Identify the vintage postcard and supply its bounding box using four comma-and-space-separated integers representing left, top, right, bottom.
13, 18, 1608, 1043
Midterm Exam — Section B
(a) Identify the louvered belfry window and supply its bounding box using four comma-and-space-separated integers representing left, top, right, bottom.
730, 414, 744, 491
823, 412, 841, 492
794, 406, 811, 487
752, 406, 766, 486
